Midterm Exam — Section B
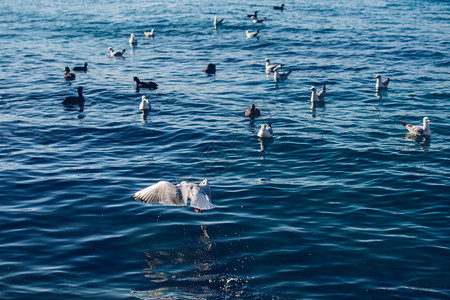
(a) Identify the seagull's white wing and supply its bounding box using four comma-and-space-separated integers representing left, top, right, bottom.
177, 181, 195, 204
407, 125, 424, 135
198, 179, 211, 200
189, 185, 215, 210
317, 87, 326, 101
134, 181, 186, 206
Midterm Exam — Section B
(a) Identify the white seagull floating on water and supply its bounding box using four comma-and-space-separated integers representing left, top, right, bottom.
257, 122, 273, 138
273, 65, 291, 81
214, 16, 224, 29
134, 179, 215, 213
401, 117, 431, 136
144, 29, 155, 38
265, 58, 285, 73
129, 33, 137, 46
108, 47, 126, 57
246, 29, 259, 38
139, 95, 150, 111
374, 74, 390, 89
309, 85, 326, 103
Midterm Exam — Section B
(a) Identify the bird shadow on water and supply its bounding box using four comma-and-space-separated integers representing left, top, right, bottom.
404, 133, 431, 151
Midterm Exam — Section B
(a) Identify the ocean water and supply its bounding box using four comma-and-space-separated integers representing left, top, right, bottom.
1, 0, 449, 299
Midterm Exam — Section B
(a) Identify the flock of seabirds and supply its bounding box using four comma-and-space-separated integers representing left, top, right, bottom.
61, 3, 432, 213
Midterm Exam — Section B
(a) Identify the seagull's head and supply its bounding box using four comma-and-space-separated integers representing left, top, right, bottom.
424, 117, 430, 123
141, 95, 148, 101
108, 47, 113, 52
265, 58, 270, 62
374, 74, 381, 79
309, 86, 316, 92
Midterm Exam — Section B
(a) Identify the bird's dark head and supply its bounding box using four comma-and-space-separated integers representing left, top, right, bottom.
64, 67, 70, 72
77, 86, 84, 92
133, 77, 139, 82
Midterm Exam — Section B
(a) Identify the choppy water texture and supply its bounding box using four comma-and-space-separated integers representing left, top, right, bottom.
1, 0, 450, 299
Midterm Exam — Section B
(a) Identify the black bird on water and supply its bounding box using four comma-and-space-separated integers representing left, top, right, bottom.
62, 86, 84, 111
245, 103, 261, 117
247, 11, 258, 18
133, 77, 158, 90
63, 67, 76, 80
204, 63, 216, 74
73, 62, 88, 72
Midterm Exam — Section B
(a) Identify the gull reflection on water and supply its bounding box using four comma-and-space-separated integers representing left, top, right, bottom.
131, 225, 227, 299
141, 109, 150, 123
309, 104, 326, 119
310, 100, 325, 111
375, 89, 389, 100
405, 133, 431, 151
258, 137, 271, 153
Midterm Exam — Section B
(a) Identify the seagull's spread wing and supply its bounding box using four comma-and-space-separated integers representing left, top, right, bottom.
134, 181, 186, 206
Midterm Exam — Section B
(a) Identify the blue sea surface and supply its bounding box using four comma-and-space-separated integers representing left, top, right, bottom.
1, 0, 449, 299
